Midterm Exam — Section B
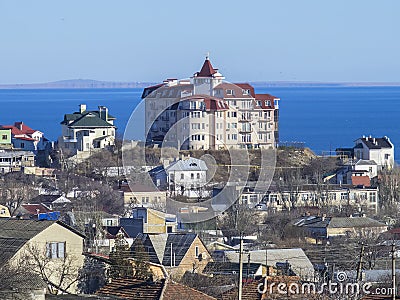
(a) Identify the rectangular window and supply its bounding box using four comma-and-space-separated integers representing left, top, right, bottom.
1, 135, 7, 140
195, 246, 199, 257
226, 89, 233, 95
369, 192, 377, 203
191, 173, 194, 179
180, 173, 184, 179
46, 242, 66, 259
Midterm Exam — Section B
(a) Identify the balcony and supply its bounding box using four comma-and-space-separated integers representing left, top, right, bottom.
63, 136, 77, 143
238, 118, 252, 122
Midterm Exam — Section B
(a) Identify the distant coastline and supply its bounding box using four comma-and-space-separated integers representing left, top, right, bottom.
1, 79, 400, 89
0, 79, 154, 89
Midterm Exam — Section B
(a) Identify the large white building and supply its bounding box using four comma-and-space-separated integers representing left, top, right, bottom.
58, 104, 116, 156
143, 57, 280, 150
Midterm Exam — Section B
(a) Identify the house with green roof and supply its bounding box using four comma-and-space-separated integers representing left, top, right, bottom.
58, 104, 116, 156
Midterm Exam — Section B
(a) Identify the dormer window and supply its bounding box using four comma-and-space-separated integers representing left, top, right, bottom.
257, 101, 262, 106
243, 89, 250, 95
226, 89, 233, 95
189, 162, 198, 167
265, 100, 271, 106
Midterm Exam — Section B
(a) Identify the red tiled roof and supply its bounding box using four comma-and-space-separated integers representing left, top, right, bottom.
163, 281, 216, 300
203, 97, 229, 111
14, 136, 35, 141
21, 204, 52, 215
351, 175, 371, 187
14, 122, 36, 134
96, 278, 217, 300
1, 125, 24, 136
97, 278, 164, 299
234, 83, 255, 97
197, 58, 217, 77
1, 122, 38, 137
254, 94, 277, 109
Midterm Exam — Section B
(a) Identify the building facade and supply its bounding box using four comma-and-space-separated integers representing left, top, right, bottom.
0, 128, 12, 148
143, 57, 280, 150
58, 104, 116, 156
0, 149, 35, 174
1, 122, 50, 152
166, 157, 208, 198
353, 136, 394, 169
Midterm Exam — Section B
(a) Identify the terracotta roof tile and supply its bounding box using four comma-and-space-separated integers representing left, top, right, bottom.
163, 281, 216, 300
97, 278, 164, 299
96, 278, 216, 300
197, 59, 217, 77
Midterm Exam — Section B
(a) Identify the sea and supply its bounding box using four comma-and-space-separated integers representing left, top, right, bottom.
0, 86, 399, 160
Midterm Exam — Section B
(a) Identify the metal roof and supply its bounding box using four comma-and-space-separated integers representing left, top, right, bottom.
134, 233, 198, 266
223, 248, 314, 281
328, 217, 387, 228
166, 157, 208, 172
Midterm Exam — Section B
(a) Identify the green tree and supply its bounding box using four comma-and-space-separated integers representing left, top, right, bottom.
131, 239, 152, 280
108, 235, 133, 279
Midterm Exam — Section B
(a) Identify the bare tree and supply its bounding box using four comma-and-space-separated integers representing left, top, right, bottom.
0, 172, 36, 216
19, 244, 83, 295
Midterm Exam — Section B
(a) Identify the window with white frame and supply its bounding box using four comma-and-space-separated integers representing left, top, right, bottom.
46, 242, 66, 259
369, 192, 377, 203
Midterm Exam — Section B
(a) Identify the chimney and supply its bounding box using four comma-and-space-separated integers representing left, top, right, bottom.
16, 122, 23, 130
98, 106, 108, 121
79, 104, 87, 114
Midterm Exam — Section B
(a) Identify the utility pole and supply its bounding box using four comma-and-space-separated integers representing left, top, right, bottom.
238, 238, 243, 300
247, 253, 251, 280
392, 243, 396, 300
265, 245, 269, 276
356, 242, 365, 281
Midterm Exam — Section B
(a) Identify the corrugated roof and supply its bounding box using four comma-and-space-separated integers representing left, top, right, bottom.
223, 248, 314, 281
328, 217, 387, 228
203, 261, 263, 276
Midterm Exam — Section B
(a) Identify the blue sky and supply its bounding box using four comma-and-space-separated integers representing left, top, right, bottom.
0, 0, 399, 83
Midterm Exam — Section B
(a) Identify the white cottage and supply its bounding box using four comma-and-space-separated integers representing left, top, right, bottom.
166, 157, 208, 198
353, 136, 394, 169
